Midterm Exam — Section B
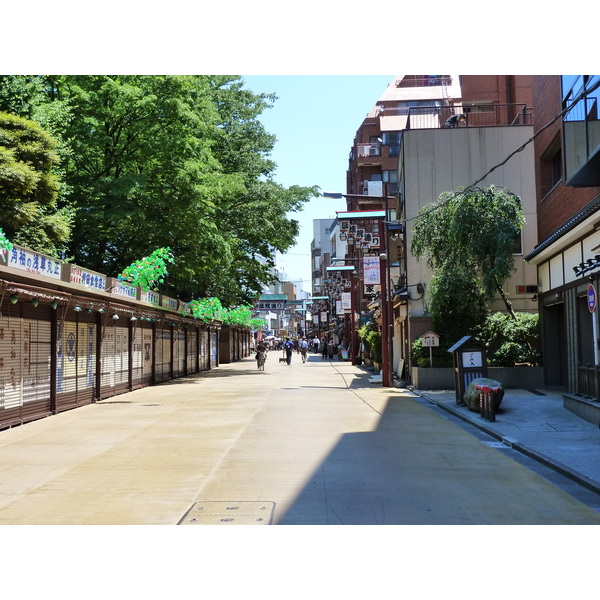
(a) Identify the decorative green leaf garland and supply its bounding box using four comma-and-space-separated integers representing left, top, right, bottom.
0, 228, 13, 254
0, 236, 265, 331
182, 298, 266, 330
118, 247, 175, 292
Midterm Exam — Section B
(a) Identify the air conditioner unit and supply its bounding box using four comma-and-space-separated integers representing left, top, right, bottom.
368, 145, 379, 156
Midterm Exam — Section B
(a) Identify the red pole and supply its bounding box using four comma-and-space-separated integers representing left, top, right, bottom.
350, 270, 358, 365
379, 220, 391, 387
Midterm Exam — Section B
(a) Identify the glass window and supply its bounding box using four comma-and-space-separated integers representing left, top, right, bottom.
563, 75, 600, 184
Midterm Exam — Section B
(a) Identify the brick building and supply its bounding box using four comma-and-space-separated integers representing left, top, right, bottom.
330, 75, 538, 381
525, 76, 600, 421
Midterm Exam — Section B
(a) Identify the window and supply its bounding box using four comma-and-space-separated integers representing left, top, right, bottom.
562, 75, 600, 185
540, 136, 562, 198
382, 131, 401, 158
383, 170, 398, 195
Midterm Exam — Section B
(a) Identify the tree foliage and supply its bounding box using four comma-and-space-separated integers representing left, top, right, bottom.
0, 110, 72, 255
0, 75, 318, 306
479, 311, 540, 366
411, 185, 525, 341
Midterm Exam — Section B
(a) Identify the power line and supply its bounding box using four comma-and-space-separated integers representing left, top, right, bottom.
404, 78, 600, 223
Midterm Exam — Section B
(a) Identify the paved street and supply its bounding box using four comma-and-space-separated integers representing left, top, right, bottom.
1, 352, 600, 525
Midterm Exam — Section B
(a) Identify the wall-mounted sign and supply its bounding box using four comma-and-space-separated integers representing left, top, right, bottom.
69, 266, 107, 292
462, 351, 483, 368
7, 245, 62, 280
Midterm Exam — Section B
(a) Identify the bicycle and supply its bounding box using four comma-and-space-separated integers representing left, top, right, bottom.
256, 351, 266, 371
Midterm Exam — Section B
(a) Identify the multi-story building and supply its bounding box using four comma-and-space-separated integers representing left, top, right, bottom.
525, 76, 600, 419
333, 75, 537, 381
310, 218, 339, 338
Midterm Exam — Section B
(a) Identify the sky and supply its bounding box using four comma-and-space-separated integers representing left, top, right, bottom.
242, 75, 396, 292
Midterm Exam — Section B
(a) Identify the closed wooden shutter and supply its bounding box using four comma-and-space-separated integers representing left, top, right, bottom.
0, 315, 52, 427
186, 328, 197, 373
173, 330, 185, 377
56, 313, 96, 412
100, 320, 130, 397
155, 327, 171, 382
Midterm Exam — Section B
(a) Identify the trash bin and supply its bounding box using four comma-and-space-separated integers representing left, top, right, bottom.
448, 336, 488, 404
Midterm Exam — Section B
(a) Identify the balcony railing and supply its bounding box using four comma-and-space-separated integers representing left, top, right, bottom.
406, 103, 533, 130
395, 75, 452, 88
577, 364, 600, 401
357, 142, 381, 158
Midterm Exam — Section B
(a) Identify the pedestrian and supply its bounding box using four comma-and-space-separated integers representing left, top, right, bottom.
327, 338, 335, 361
255, 340, 267, 369
313, 336, 320, 354
284, 337, 294, 365
299, 337, 309, 363
321, 337, 328, 360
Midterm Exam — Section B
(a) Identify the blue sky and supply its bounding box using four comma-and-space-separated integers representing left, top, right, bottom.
243, 75, 395, 291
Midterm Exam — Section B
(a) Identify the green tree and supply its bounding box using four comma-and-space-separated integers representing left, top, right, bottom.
479, 311, 540, 366
0, 111, 71, 256
411, 185, 525, 341
31, 75, 316, 305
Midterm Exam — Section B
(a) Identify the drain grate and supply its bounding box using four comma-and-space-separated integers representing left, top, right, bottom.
481, 441, 509, 449
179, 501, 275, 525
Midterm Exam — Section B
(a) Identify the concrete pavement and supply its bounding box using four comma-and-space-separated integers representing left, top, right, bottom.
0, 352, 599, 525
413, 386, 600, 497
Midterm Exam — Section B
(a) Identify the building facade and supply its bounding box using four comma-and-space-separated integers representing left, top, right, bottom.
331, 75, 538, 380
525, 76, 600, 415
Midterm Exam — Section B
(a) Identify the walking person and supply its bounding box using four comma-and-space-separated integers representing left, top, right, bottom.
321, 337, 328, 360
313, 336, 320, 354
327, 338, 335, 361
299, 337, 309, 363
255, 340, 267, 370
284, 337, 294, 365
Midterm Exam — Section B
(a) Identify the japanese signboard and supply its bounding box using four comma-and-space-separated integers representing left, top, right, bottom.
341, 292, 351, 310
257, 300, 286, 311
363, 256, 380, 285
69, 266, 107, 292
462, 351, 483, 368
140, 290, 161, 306
108, 278, 138, 300
6, 245, 62, 280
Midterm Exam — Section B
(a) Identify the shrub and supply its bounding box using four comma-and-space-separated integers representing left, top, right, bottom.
358, 323, 382, 363
411, 312, 541, 368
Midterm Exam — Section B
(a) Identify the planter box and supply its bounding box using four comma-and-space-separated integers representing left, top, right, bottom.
411, 367, 454, 389
411, 366, 544, 390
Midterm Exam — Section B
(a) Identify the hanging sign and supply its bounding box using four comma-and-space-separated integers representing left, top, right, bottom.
341, 292, 351, 310
363, 256, 380, 285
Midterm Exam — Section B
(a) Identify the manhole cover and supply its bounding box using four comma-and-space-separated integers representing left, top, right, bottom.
179, 501, 275, 525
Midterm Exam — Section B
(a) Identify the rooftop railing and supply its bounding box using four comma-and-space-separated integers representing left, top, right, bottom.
406, 103, 533, 130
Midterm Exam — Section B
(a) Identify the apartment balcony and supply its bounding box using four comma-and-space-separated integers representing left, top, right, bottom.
356, 142, 382, 166
406, 103, 532, 130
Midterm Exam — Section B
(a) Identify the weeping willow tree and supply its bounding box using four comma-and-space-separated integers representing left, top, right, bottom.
411, 185, 525, 341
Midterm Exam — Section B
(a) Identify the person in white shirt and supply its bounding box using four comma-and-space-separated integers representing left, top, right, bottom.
299, 337, 309, 363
